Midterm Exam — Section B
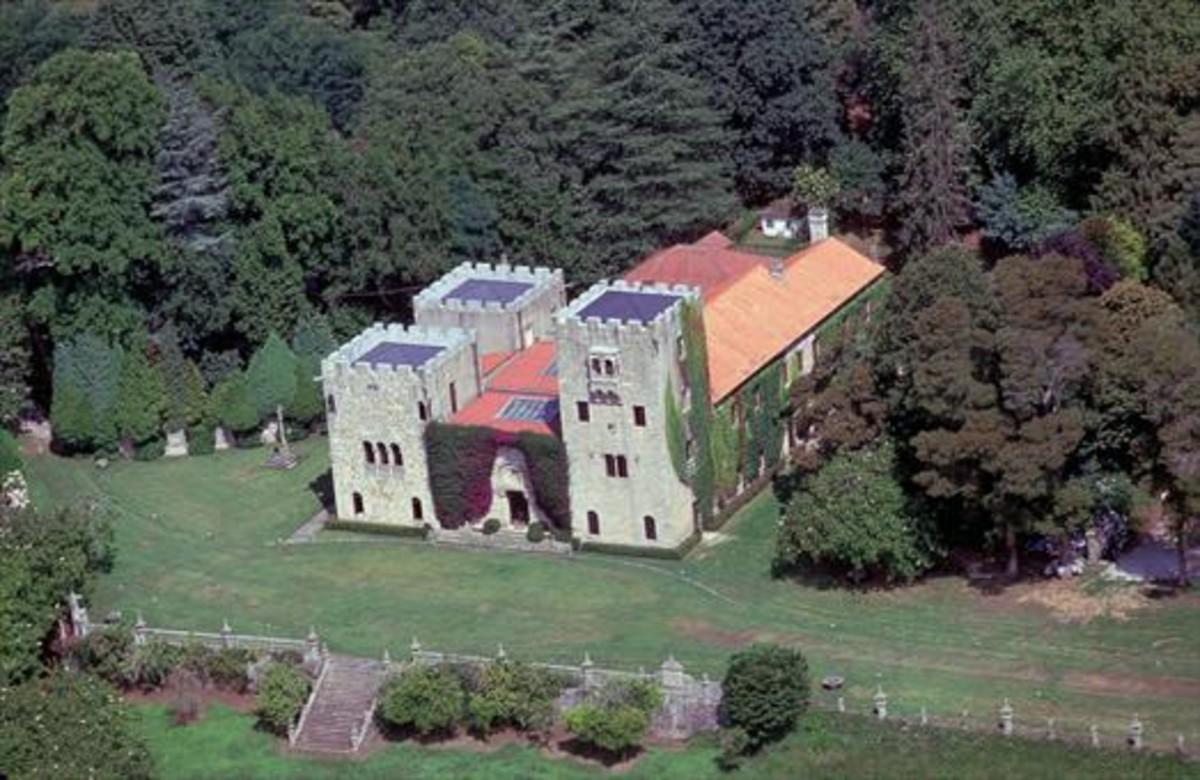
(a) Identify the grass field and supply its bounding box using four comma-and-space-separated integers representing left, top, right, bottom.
26, 439, 1200, 753
135, 705, 1198, 780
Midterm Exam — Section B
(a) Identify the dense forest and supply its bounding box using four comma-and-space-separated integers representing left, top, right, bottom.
0, 0, 1197, 557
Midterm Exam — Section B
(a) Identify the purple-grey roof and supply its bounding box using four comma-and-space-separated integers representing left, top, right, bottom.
444, 278, 534, 305
355, 342, 445, 368
576, 290, 682, 324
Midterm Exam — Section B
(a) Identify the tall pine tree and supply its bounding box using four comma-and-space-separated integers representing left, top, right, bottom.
894, 0, 971, 257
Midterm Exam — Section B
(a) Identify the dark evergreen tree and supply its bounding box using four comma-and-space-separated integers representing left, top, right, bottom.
0, 297, 30, 424
684, 0, 841, 201
894, 0, 971, 257
113, 338, 166, 449
50, 334, 121, 452
245, 333, 298, 452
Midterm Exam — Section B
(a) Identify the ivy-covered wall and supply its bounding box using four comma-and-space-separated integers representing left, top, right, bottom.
424, 423, 571, 531
682, 300, 716, 524
736, 360, 785, 482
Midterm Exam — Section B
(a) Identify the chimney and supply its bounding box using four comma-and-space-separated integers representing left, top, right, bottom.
807, 208, 829, 243
770, 255, 784, 280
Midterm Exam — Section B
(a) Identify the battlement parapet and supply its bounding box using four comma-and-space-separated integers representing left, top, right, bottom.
412, 261, 564, 315
322, 323, 475, 381
555, 281, 698, 335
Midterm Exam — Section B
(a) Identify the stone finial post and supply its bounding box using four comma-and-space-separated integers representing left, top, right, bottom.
1128, 714, 1143, 751
660, 655, 685, 689
496, 643, 506, 661
580, 652, 596, 690
382, 649, 391, 669
920, 706, 928, 726
1177, 734, 1186, 757
1046, 718, 1056, 741
961, 710, 970, 730
1085, 528, 1101, 563
1090, 724, 1100, 748
134, 612, 148, 647
836, 696, 845, 713
220, 618, 233, 648
304, 627, 321, 669
872, 686, 888, 720
410, 637, 422, 662
999, 698, 1014, 737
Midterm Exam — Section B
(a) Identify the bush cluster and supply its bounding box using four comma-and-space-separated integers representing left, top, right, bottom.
254, 662, 311, 736
564, 679, 662, 758
70, 629, 255, 693
376, 661, 566, 740
526, 521, 546, 543
482, 518, 502, 535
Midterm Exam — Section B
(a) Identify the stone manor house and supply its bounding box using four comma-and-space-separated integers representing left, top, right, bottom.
322, 230, 884, 552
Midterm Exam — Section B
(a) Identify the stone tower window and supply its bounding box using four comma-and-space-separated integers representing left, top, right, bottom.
376, 442, 389, 465
412, 497, 423, 521
352, 492, 365, 515
391, 444, 403, 466
418, 401, 429, 421
327, 394, 336, 414
643, 515, 657, 541
604, 454, 616, 477
363, 441, 375, 464
617, 455, 628, 478
633, 405, 646, 427
577, 401, 590, 422
603, 358, 616, 376
587, 511, 600, 535
450, 382, 458, 413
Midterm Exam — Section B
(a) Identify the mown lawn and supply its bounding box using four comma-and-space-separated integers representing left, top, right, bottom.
27, 439, 1200, 753
135, 705, 1198, 780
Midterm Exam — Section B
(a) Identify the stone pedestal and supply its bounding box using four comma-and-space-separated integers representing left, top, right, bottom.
164, 429, 189, 458
214, 427, 233, 451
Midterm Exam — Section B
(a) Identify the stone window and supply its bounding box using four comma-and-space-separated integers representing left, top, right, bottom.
590, 357, 603, 375
363, 441, 375, 464
327, 394, 336, 414
418, 401, 429, 421
643, 515, 657, 541
352, 492, 365, 515
603, 358, 616, 376
391, 444, 403, 466
412, 497, 423, 521
603, 454, 628, 478
376, 442, 389, 465
587, 511, 600, 535
577, 401, 590, 422
633, 405, 646, 427
449, 382, 458, 413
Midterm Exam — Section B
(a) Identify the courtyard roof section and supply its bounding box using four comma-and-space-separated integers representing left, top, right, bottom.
623, 234, 768, 300
704, 238, 886, 403
450, 391, 561, 436
443, 278, 534, 305
354, 341, 446, 368
576, 289, 683, 325
484, 341, 559, 397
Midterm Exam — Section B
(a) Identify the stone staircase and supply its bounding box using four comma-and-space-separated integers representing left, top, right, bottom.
292, 655, 388, 753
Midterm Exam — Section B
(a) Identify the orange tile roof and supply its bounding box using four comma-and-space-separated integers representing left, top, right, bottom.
624, 235, 769, 299
485, 341, 558, 397
703, 238, 885, 403
450, 391, 560, 436
449, 341, 561, 436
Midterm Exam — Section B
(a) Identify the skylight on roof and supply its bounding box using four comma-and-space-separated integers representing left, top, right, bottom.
499, 397, 559, 422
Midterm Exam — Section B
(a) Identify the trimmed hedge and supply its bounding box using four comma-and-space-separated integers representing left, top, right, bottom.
325, 519, 430, 539
580, 532, 701, 560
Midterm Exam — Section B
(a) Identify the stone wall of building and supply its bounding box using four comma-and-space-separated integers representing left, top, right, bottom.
321, 324, 479, 526
413, 262, 566, 355
555, 282, 699, 548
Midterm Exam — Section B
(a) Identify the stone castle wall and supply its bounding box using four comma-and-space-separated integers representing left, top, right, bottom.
322, 324, 481, 526
555, 282, 699, 548
413, 262, 566, 355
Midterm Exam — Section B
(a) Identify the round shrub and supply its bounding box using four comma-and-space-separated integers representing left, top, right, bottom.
564, 703, 651, 757
377, 665, 466, 737
526, 521, 546, 543
720, 644, 810, 752
482, 518, 501, 535
128, 640, 184, 690
188, 425, 215, 456
69, 626, 135, 687
133, 437, 166, 461
205, 647, 255, 692
467, 661, 565, 736
254, 662, 311, 736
